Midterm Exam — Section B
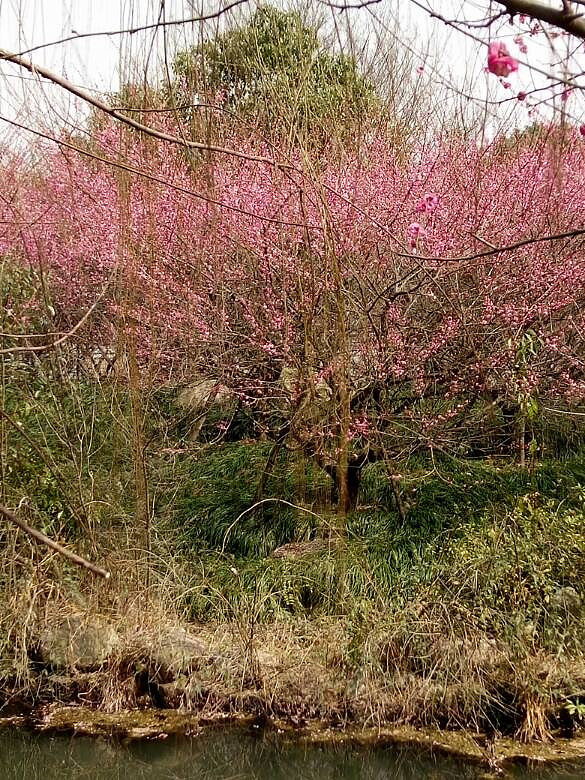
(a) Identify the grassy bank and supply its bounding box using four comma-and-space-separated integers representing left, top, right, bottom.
2, 376, 585, 742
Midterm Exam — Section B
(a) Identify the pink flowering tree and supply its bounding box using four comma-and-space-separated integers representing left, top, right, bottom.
3, 115, 585, 518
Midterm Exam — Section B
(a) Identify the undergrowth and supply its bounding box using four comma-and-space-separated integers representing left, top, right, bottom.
3, 375, 585, 738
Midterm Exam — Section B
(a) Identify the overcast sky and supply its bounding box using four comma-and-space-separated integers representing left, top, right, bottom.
0, 0, 583, 148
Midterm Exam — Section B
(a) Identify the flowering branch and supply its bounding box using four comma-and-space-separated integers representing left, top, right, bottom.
398, 227, 585, 263
0, 115, 318, 230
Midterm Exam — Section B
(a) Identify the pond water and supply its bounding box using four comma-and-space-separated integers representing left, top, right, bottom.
1, 727, 585, 779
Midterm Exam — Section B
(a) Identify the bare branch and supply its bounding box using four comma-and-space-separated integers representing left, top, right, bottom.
316, 0, 382, 9
0, 48, 289, 169
498, 1, 585, 40
12, 0, 252, 58
398, 227, 585, 262
0, 270, 114, 355
0, 504, 110, 579
406, 0, 585, 90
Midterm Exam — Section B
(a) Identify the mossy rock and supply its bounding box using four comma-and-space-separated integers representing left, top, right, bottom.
39, 615, 120, 671
137, 627, 208, 681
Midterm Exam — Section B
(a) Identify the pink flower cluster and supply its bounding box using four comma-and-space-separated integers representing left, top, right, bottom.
513, 35, 528, 55
407, 222, 426, 248
2, 118, 585, 431
416, 193, 439, 213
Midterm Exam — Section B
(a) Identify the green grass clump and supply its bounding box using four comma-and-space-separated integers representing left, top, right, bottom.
1, 369, 138, 535
361, 454, 585, 534
171, 450, 585, 654
170, 442, 330, 557
431, 495, 585, 650
180, 540, 405, 621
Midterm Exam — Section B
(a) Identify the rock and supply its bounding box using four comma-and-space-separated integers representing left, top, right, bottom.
279, 366, 332, 403
177, 379, 232, 410
156, 675, 207, 709
156, 677, 189, 708
270, 539, 339, 559
127, 727, 168, 740
551, 587, 582, 615
39, 615, 119, 671
144, 627, 208, 680
177, 380, 234, 439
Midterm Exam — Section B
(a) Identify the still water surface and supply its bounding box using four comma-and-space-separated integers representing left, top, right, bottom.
1, 728, 585, 779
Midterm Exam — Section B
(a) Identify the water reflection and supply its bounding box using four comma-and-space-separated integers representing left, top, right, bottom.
0, 727, 583, 779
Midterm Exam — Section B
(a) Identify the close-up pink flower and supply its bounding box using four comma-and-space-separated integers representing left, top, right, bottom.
416, 193, 439, 213
487, 41, 519, 77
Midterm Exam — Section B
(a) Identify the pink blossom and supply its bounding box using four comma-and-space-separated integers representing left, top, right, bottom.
513, 35, 528, 55
416, 192, 439, 213
4, 120, 585, 433
517, 91, 527, 101
407, 222, 426, 248
487, 42, 519, 78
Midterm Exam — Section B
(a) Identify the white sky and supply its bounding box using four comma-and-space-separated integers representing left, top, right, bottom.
0, 0, 583, 148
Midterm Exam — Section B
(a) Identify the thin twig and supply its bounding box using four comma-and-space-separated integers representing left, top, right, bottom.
398, 228, 585, 263
0, 48, 290, 169
542, 405, 585, 417
12, 0, 252, 58
221, 498, 323, 553
0, 269, 115, 355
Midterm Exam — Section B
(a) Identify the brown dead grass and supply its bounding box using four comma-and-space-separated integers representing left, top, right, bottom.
0, 546, 584, 742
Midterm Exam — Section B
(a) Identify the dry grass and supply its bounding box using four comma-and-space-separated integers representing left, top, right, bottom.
1, 573, 583, 744
1, 498, 585, 744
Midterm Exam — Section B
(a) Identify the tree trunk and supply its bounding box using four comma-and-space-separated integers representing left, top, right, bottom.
501, 402, 520, 456
390, 473, 407, 523
336, 465, 360, 516
329, 461, 362, 517
254, 438, 284, 503
518, 416, 526, 468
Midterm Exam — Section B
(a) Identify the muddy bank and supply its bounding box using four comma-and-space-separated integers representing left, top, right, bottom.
3, 704, 585, 775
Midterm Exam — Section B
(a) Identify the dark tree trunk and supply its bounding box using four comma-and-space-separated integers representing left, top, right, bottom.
329, 465, 361, 515
346, 463, 362, 513
390, 473, 407, 523
326, 452, 373, 516
254, 439, 284, 503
